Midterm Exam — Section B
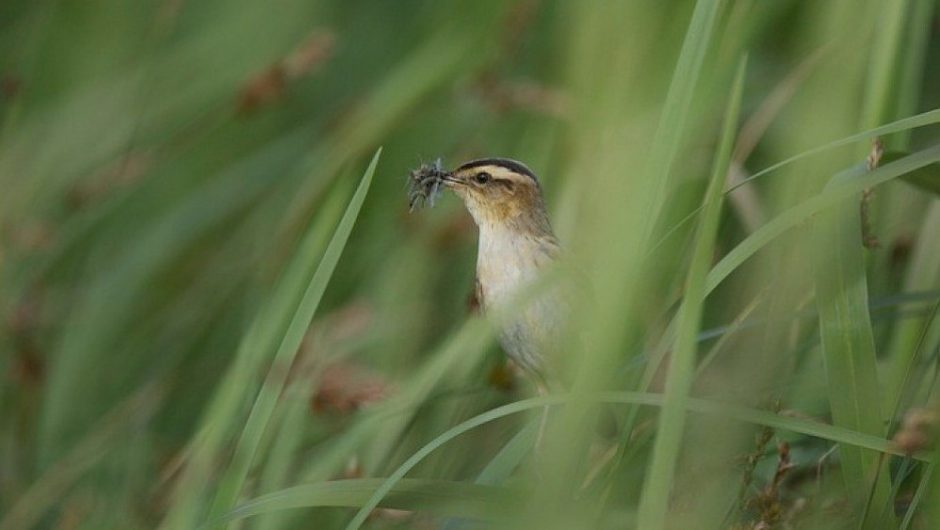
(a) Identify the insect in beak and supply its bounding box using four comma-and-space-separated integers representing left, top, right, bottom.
408, 158, 451, 211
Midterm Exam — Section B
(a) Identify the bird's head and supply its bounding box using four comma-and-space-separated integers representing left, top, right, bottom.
443, 158, 552, 235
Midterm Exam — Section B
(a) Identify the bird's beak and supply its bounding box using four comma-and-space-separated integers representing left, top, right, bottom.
441, 173, 462, 188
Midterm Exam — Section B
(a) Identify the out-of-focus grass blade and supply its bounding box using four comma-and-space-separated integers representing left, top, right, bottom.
439, 419, 539, 530
0, 385, 161, 530
253, 374, 322, 530
38, 133, 308, 462
882, 150, 940, 195
727, 108, 940, 192
637, 57, 744, 530
204, 479, 519, 528
926, 449, 940, 523
340, 315, 497, 530
707, 145, 940, 296
253, 307, 499, 511
901, 465, 933, 529
894, 0, 936, 148
642, 0, 724, 238
812, 159, 891, 524
157, 165, 356, 530
885, 205, 940, 418
860, 0, 907, 131
341, 390, 927, 530
474, 420, 539, 486
205, 149, 381, 525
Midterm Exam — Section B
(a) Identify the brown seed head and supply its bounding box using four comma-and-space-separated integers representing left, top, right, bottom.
892, 406, 939, 455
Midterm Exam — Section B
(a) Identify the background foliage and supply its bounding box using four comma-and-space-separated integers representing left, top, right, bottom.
1, 1, 939, 529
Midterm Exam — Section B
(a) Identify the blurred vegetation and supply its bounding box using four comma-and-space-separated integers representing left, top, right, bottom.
1, 1, 940, 529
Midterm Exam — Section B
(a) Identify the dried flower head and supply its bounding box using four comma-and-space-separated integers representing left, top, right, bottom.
893, 406, 938, 455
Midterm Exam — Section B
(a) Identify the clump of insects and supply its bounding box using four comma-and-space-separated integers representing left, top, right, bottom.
407, 158, 449, 211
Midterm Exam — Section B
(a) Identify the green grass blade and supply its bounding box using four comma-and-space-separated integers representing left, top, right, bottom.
205, 149, 381, 525
253, 383, 318, 530
642, 0, 725, 238
158, 175, 352, 530
474, 421, 539, 486
440, 421, 538, 530
336, 390, 927, 530
860, 0, 907, 131
0, 386, 161, 530
813, 162, 892, 525
900, 464, 933, 530
342, 400, 552, 530
36, 135, 307, 465
928, 449, 940, 523
881, 151, 940, 195
636, 57, 745, 530
727, 108, 940, 192
204, 479, 519, 527
885, 205, 940, 414
707, 145, 940, 296
896, 0, 936, 148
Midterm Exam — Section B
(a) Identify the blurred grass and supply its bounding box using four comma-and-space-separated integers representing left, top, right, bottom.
1, 1, 940, 529
637, 55, 745, 530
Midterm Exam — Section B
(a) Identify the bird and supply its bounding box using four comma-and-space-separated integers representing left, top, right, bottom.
440, 157, 565, 391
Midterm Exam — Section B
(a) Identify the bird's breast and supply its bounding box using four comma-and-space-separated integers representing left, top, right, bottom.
475, 227, 565, 376
475, 228, 551, 311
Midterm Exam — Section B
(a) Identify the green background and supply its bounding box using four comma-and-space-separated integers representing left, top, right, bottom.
1, 1, 940, 529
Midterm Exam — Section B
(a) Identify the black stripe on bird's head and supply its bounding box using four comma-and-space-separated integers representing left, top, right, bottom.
452, 158, 540, 186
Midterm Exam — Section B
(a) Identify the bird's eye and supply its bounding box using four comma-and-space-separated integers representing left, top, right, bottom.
474, 172, 491, 185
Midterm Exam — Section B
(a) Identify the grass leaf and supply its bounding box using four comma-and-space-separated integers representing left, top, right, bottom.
345, 389, 920, 530
883, 150, 940, 196
189, 149, 381, 528
637, 57, 745, 530
205, 479, 519, 528
707, 145, 940, 296
642, 0, 725, 238
726, 108, 940, 192
812, 156, 892, 525
204, 149, 381, 525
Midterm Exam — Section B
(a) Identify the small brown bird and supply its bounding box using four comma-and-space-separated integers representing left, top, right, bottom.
440, 158, 565, 387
